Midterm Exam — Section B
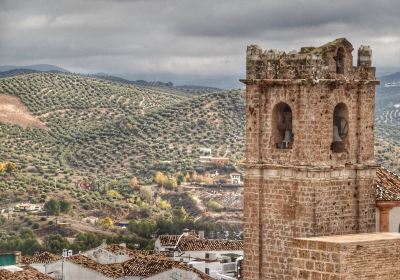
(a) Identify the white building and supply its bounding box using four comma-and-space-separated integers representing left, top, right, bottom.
23, 246, 212, 280
375, 167, 400, 233
155, 231, 243, 279
14, 203, 43, 213
0, 265, 53, 280
229, 173, 242, 185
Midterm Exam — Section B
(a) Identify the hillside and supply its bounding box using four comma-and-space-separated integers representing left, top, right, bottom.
0, 72, 398, 241
0, 64, 68, 73
0, 72, 398, 180
375, 82, 400, 173
0, 73, 244, 182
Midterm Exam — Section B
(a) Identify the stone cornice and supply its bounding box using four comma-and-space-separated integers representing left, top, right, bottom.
239, 78, 380, 86
242, 162, 379, 171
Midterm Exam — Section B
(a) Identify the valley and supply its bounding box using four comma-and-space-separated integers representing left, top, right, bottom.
0, 71, 398, 255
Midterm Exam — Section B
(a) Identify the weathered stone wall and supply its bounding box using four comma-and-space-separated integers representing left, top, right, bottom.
243, 168, 376, 279
242, 38, 379, 280
292, 233, 400, 279
246, 38, 375, 81
245, 82, 376, 166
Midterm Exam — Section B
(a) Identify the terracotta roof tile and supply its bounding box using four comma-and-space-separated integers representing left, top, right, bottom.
122, 254, 213, 280
158, 233, 199, 246
176, 239, 243, 251
375, 167, 400, 201
22, 252, 61, 264
105, 244, 168, 257
67, 255, 124, 278
0, 266, 53, 280
66, 253, 212, 279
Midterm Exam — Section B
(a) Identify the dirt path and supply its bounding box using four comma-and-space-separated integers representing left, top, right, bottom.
62, 216, 116, 236
0, 94, 47, 129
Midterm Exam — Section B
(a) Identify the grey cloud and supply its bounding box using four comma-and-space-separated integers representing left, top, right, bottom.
0, 0, 399, 88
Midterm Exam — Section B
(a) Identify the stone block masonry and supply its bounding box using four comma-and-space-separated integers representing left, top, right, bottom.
293, 233, 400, 279
241, 38, 381, 279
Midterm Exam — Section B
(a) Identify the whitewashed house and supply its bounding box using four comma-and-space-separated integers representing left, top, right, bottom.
155, 231, 243, 279
375, 167, 400, 233
23, 245, 212, 280
229, 173, 242, 185
0, 265, 53, 280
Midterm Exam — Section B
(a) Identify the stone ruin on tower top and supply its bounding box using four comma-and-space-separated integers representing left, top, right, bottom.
240, 38, 400, 279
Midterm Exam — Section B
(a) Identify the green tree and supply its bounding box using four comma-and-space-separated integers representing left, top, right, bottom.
44, 198, 60, 216
128, 220, 156, 238
44, 234, 70, 254
59, 200, 71, 213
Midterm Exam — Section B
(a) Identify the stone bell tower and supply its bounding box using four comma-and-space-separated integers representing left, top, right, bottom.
241, 38, 379, 279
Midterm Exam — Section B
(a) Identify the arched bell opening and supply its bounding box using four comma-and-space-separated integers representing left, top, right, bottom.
331, 103, 349, 153
272, 102, 293, 149
336, 47, 345, 74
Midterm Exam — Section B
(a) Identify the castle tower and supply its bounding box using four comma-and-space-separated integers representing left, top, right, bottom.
241, 38, 379, 279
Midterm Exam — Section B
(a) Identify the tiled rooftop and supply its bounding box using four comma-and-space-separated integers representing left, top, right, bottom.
176, 239, 243, 251
375, 167, 400, 201
0, 266, 53, 280
68, 254, 125, 278
22, 251, 61, 264
105, 244, 168, 257
67, 252, 212, 279
158, 233, 199, 246
158, 233, 243, 251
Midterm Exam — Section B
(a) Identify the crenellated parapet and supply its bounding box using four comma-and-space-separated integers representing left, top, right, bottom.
245, 38, 376, 82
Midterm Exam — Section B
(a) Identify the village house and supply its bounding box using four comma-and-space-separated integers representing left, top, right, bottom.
14, 203, 43, 213
0, 265, 53, 280
155, 230, 243, 279
24, 252, 211, 280
229, 173, 242, 185
375, 167, 400, 232
83, 241, 164, 264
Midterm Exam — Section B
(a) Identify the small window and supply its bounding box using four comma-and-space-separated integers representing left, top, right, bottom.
331, 103, 349, 153
272, 102, 293, 149
336, 47, 345, 74
205, 253, 210, 259
205, 268, 210, 275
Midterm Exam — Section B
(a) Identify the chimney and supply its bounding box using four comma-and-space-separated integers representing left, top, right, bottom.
198, 230, 205, 239
183, 228, 189, 237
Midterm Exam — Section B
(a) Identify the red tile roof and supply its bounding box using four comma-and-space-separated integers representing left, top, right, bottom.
22, 252, 61, 264
158, 233, 243, 251
66, 253, 212, 279
158, 233, 199, 247
375, 167, 400, 201
176, 239, 243, 251
0, 266, 53, 280
67, 255, 124, 278
105, 244, 168, 257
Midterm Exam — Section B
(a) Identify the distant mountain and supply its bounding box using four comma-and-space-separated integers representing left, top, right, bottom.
92, 73, 222, 96
0, 69, 40, 78
0, 64, 69, 73
379, 72, 400, 86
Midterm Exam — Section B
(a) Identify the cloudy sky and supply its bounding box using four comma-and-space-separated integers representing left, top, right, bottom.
0, 0, 399, 88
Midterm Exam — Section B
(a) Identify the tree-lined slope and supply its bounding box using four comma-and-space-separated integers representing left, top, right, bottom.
0, 73, 244, 182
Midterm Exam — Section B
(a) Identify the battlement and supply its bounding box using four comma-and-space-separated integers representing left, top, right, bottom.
246, 38, 376, 81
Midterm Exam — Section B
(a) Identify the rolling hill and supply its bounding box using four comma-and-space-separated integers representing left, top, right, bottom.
0, 71, 398, 187
0, 71, 398, 236
0, 64, 69, 73
375, 78, 400, 173
0, 73, 244, 184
